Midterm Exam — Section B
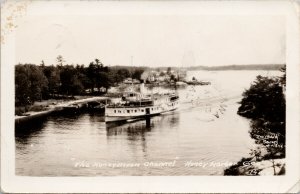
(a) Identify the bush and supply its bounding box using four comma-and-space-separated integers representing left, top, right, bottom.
28, 105, 48, 112
15, 107, 26, 116
238, 75, 285, 122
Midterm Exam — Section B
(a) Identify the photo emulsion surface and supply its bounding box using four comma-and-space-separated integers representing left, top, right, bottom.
9, 2, 287, 177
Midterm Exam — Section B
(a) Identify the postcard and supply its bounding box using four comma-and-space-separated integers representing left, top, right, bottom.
1, 0, 299, 193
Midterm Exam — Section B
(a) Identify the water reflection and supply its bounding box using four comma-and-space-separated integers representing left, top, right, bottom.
88, 112, 106, 123
15, 118, 47, 144
105, 113, 180, 159
106, 113, 179, 136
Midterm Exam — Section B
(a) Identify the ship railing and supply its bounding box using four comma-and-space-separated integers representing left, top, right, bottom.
106, 104, 155, 108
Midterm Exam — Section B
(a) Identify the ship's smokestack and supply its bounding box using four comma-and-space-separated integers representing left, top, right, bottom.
140, 80, 145, 94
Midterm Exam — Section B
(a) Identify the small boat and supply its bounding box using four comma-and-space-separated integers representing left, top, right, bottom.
105, 83, 179, 122
87, 101, 106, 113
62, 103, 80, 112
61, 103, 86, 113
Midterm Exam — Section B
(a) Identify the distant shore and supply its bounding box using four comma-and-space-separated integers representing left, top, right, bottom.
186, 64, 284, 71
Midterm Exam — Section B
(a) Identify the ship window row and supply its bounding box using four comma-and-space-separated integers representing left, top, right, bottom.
113, 107, 159, 114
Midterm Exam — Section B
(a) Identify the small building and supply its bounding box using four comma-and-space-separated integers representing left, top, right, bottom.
123, 78, 140, 84
123, 78, 133, 84
147, 75, 156, 82
157, 76, 165, 82
132, 79, 141, 84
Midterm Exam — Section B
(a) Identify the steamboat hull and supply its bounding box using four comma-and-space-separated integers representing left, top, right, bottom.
105, 112, 161, 122
105, 102, 179, 122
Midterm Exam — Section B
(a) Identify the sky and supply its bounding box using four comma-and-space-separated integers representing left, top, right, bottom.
15, 11, 285, 67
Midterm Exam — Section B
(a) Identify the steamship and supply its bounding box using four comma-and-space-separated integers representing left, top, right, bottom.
105, 83, 179, 122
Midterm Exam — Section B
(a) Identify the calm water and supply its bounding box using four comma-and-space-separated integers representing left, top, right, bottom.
15, 70, 282, 176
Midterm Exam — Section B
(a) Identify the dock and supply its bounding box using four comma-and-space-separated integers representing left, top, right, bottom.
15, 96, 110, 124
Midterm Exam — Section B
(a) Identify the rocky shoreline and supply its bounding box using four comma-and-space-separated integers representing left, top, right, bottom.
224, 157, 285, 176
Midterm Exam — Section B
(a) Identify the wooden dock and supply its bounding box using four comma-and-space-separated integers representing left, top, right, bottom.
15, 96, 110, 124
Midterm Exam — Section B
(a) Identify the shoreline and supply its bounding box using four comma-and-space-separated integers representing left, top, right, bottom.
15, 96, 109, 124
224, 156, 285, 176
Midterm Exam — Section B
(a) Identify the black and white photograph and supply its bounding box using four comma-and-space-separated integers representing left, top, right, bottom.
1, 0, 299, 193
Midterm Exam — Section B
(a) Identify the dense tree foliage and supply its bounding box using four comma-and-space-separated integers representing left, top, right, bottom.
42, 65, 61, 97
132, 69, 144, 81
238, 66, 286, 157
60, 65, 84, 95
238, 75, 285, 121
15, 57, 146, 106
15, 64, 48, 106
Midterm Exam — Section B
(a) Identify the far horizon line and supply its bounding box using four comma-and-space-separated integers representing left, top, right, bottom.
15, 62, 285, 68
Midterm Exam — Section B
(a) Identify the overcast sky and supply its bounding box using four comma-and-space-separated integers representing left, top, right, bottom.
16, 12, 285, 67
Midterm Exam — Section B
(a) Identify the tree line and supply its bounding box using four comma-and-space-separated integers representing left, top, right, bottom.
15, 56, 145, 106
